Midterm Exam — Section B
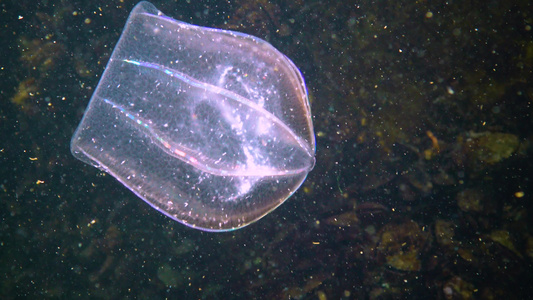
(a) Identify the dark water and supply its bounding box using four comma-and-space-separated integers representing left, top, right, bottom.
1, 0, 532, 299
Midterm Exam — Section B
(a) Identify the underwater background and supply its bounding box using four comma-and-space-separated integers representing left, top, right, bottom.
1, 0, 532, 298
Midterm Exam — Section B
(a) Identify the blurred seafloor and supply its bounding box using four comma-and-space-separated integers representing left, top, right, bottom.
1, 0, 532, 299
